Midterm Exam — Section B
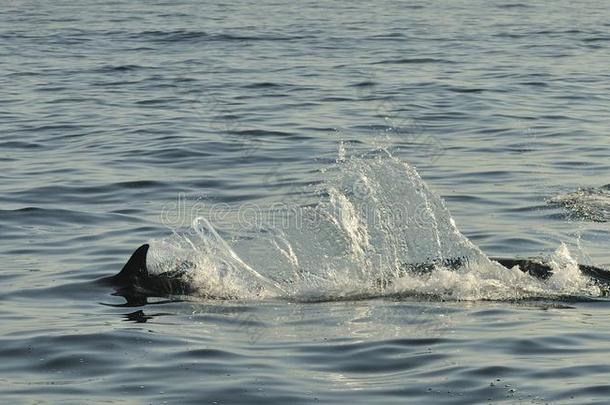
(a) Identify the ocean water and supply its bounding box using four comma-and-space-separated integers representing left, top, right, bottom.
2, 0, 610, 403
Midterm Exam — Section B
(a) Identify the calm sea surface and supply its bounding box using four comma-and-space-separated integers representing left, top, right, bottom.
2, 0, 610, 403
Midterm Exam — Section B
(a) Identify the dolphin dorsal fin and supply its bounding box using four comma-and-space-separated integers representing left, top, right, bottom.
111, 244, 149, 286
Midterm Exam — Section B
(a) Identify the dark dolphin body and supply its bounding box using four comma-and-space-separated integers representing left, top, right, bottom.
101, 244, 610, 303
99, 244, 195, 306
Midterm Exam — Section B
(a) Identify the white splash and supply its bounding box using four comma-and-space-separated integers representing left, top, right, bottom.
150, 148, 603, 301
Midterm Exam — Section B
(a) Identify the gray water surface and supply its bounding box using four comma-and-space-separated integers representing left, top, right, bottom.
2, 0, 610, 403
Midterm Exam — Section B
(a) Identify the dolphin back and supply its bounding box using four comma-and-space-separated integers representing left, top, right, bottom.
101, 244, 610, 300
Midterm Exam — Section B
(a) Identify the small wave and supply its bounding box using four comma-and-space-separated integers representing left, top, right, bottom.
137, 29, 309, 43
349, 80, 377, 88
91, 64, 145, 73
583, 37, 610, 43
448, 86, 486, 94
497, 3, 532, 9
242, 82, 284, 89
0, 141, 44, 149
548, 186, 610, 222
371, 58, 453, 65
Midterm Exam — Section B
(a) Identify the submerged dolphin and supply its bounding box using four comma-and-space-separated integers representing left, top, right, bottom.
102, 244, 610, 301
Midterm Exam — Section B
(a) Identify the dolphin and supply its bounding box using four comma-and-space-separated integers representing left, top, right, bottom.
99, 244, 195, 305
102, 244, 610, 301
